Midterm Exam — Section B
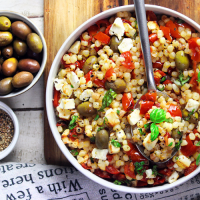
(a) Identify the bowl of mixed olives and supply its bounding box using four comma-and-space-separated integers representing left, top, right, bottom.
0, 11, 47, 98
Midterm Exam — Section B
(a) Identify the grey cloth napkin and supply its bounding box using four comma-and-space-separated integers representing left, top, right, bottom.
0, 162, 200, 200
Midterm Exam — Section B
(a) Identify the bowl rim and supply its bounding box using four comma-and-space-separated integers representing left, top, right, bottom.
0, 10, 47, 99
0, 101, 19, 159
46, 4, 200, 193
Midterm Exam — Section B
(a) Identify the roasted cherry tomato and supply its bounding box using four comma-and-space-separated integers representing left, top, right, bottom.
140, 101, 154, 115
96, 19, 110, 29
153, 61, 163, 69
94, 169, 111, 179
67, 128, 78, 141
188, 38, 200, 62
154, 76, 161, 85
163, 80, 173, 85
184, 161, 197, 176
122, 93, 134, 111
106, 154, 113, 162
155, 69, 166, 77
79, 59, 86, 69
106, 165, 120, 175
53, 88, 60, 108
124, 162, 136, 179
81, 163, 92, 169
149, 33, 158, 43
164, 132, 171, 146
141, 91, 157, 102
105, 67, 115, 80
160, 26, 172, 42
121, 51, 135, 69
94, 31, 110, 44
93, 78, 106, 88
87, 24, 99, 37
84, 70, 93, 83
137, 181, 148, 187
104, 24, 112, 35
165, 20, 181, 38
153, 176, 165, 186
116, 173, 126, 181
168, 104, 182, 117
158, 168, 173, 177
146, 10, 157, 21
122, 19, 131, 25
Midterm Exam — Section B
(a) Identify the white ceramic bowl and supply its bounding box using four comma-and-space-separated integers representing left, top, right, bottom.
0, 101, 19, 159
46, 5, 200, 193
0, 11, 47, 98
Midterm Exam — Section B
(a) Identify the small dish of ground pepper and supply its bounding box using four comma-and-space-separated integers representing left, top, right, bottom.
0, 101, 19, 160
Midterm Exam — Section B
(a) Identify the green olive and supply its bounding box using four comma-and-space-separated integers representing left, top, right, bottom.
105, 78, 126, 93
13, 39, 27, 56
110, 36, 123, 53
0, 31, 13, 46
0, 77, 13, 95
175, 51, 189, 71
171, 128, 182, 139
82, 56, 97, 74
26, 33, 43, 53
2, 45, 13, 58
77, 102, 97, 117
0, 16, 11, 31
95, 129, 109, 149
2, 57, 18, 76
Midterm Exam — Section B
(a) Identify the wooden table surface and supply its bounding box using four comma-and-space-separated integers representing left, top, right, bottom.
0, 0, 200, 166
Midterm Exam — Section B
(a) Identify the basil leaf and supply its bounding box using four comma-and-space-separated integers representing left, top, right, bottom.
198, 71, 200, 83
117, 110, 120, 115
69, 115, 78, 130
70, 149, 79, 156
99, 89, 117, 111
185, 109, 195, 121
195, 141, 200, 146
196, 154, 200, 165
150, 123, 159, 141
165, 118, 173, 123
139, 128, 146, 135
150, 108, 166, 123
94, 114, 99, 121
175, 140, 182, 150
168, 142, 173, 147
134, 161, 145, 175
111, 139, 121, 148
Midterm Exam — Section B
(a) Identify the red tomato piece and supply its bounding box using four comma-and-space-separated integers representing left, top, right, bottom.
188, 38, 200, 62
67, 129, 78, 141
94, 169, 111, 179
93, 78, 106, 88
166, 159, 174, 168
116, 173, 126, 181
84, 70, 93, 83
137, 181, 148, 187
79, 59, 86, 69
94, 45, 103, 52
140, 101, 154, 115
153, 176, 165, 186
105, 67, 115, 80
53, 88, 60, 108
146, 11, 157, 21
96, 19, 110, 29
184, 161, 197, 176
167, 67, 174, 76
154, 76, 161, 85
121, 51, 135, 69
141, 91, 157, 102
160, 26, 172, 42
122, 93, 134, 111
149, 33, 158, 43
106, 154, 113, 162
81, 163, 92, 170
124, 163, 136, 179
145, 113, 150, 120
163, 80, 173, 85
175, 21, 196, 33
106, 165, 120, 175
122, 19, 132, 25
158, 168, 173, 177
165, 20, 181, 38
164, 132, 171, 146
87, 24, 99, 37
155, 69, 166, 77
94, 31, 110, 44
168, 104, 182, 117
153, 61, 163, 69
104, 24, 112, 35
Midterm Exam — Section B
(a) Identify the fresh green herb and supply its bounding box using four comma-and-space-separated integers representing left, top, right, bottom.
178, 131, 182, 135
195, 141, 200, 146
198, 71, 200, 83
165, 118, 173, 123
168, 142, 173, 147
175, 72, 190, 86
185, 109, 195, 121
130, 109, 134, 112
152, 165, 163, 176
72, 134, 77, 138
175, 140, 182, 150
144, 123, 151, 130
135, 20, 137, 28
90, 157, 94, 163
150, 123, 159, 141
90, 137, 95, 143
156, 85, 165, 91
117, 110, 120, 115
196, 154, 200, 165
177, 19, 185, 24
134, 161, 145, 175
160, 76, 166, 83
70, 149, 78, 156
139, 128, 146, 135
69, 115, 78, 130
150, 108, 166, 123
97, 117, 108, 132
71, 84, 74, 88
114, 180, 122, 185
94, 114, 100, 121
175, 156, 179, 160
134, 32, 138, 38
98, 89, 117, 112
111, 139, 121, 148
113, 179, 134, 185
123, 179, 135, 184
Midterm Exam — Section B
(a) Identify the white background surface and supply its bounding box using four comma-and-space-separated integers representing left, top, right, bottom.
0, 0, 46, 164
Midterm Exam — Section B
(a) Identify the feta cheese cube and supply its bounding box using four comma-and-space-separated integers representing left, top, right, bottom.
58, 99, 75, 110
146, 169, 156, 179
108, 141, 120, 154
147, 21, 159, 30
92, 148, 108, 160
54, 78, 65, 91
109, 17, 125, 40
68, 41, 81, 54
123, 23, 136, 38
61, 82, 73, 97
67, 71, 80, 89
168, 171, 179, 184
185, 99, 200, 112
127, 109, 142, 125
80, 89, 93, 101
57, 107, 71, 120
118, 38, 133, 53
105, 108, 120, 127
176, 155, 191, 169
143, 133, 158, 151
116, 129, 126, 142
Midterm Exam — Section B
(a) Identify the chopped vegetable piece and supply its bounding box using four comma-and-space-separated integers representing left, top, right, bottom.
111, 139, 121, 148
175, 140, 182, 150
152, 165, 163, 176
150, 123, 159, 141
70, 149, 79, 156
168, 104, 182, 117
94, 31, 110, 44
94, 114, 100, 121
69, 115, 78, 130
196, 154, 200, 165
140, 101, 154, 115
121, 51, 135, 69
134, 161, 145, 175
150, 108, 166, 123
139, 128, 146, 135
117, 110, 120, 115
168, 142, 173, 147
195, 141, 200, 146
122, 93, 134, 111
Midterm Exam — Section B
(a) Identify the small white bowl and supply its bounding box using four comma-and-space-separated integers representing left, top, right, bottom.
0, 11, 47, 98
0, 101, 19, 159
46, 5, 200, 193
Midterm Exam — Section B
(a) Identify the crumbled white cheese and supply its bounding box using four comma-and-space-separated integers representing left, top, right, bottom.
80, 89, 93, 101
92, 148, 108, 160
108, 141, 120, 154
61, 82, 73, 98
118, 38, 133, 53
143, 133, 158, 151
168, 171, 179, 184
105, 108, 120, 127
109, 17, 125, 40
127, 109, 142, 126
68, 41, 81, 54
185, 99, 200, 112
58, 99, 75, 110
123, 23, 136, 38
176, 155, 191, 169
116, 129, 126, 142
146, 169, 156, 179
54, 78, 65, 91
57, 107, 71, 120
67, 71, 80, 89
147, 21, 159, 30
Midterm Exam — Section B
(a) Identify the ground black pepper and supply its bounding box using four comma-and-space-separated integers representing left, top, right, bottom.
0, 109, 14, 151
